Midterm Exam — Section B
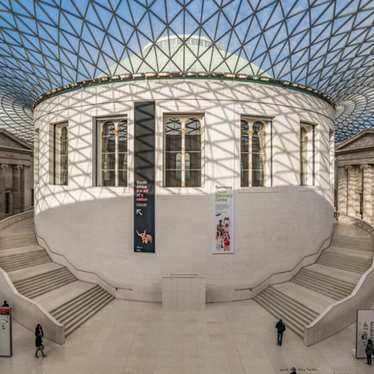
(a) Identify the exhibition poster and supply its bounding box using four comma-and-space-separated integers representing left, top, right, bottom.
0, 306, 12, 357
214, 186, 234, 253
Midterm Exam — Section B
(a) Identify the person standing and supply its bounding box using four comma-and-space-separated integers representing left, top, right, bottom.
2, 300, 9, 307
275, 319, 286, 346
366, 339, 374, 365
34, 324, 46, 358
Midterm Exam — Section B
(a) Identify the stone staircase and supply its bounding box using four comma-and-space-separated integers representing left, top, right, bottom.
254, 219, 374, 340
0, 216, 114, 339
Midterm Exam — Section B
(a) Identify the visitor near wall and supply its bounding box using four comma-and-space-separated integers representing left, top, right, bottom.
366, 339, 374, 365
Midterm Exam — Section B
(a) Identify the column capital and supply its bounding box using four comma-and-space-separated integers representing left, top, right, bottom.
360, 164, 370, 169
344, 165, 354, 170
0, 164, 9, 169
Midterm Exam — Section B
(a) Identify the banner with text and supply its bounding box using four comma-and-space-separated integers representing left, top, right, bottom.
356, 309, 374, 358
214, 186, 234, 254
0, 307, 12, 357
134, 101, 155, 253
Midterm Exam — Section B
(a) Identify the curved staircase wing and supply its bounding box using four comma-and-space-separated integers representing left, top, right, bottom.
254, 216, 374, 345
0, 212, 114, 344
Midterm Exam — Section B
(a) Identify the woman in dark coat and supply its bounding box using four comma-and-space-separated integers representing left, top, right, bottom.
366, 339, 374, 365
34, 324, 46, 358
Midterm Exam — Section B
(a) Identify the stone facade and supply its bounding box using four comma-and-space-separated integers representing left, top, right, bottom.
0, 130, 33, 218
336, 129, 374, 224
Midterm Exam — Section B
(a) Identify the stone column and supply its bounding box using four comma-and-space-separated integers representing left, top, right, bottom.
346, 166, 358, 217
17, 165, 24, 212
362, 165, 374, 225
337, 167, 347, 215
11, 164, 19, 214
0, 164, 5, 216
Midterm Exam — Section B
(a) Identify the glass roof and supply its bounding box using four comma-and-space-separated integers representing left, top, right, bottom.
0, 0, 373, 143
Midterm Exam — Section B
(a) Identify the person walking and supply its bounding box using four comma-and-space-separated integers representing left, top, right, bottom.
275, 319, 286, 346
366, 339, 374, 365
34, 324, 46, 358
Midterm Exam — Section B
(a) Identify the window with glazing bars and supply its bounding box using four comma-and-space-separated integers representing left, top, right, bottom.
96, 117, 127, 187
240, 119, 268, 187
164, 115, 202, 187
300, 123, 315, 186
50, 122, 68, 185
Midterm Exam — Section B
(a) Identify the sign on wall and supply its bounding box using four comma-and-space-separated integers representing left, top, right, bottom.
0, 307, 12, 357
134, 101, 155, 253
213, 186, 234, 254
356, 309, 374, 358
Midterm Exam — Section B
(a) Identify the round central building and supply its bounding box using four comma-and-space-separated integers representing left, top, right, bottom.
33, 36, 335, 302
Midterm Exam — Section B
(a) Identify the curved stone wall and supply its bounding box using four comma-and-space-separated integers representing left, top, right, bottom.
33, 79, 335, 302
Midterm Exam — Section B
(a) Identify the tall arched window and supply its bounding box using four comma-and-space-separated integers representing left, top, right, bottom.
97, 117, 127, 187
60, 126, 68, 185
240, 118, 269, 187
164, 115, 202, 187
300, 123, 315, 186
50, 122, 68, 185
252, 122, 265, 186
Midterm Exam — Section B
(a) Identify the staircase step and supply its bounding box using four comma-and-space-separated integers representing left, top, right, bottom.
0, 245, 44, 257
14, 267, 73, 288
327, 246, 373, 260
305, 264, 361, 284
256, 289, 315, 326
318, 253, 371, 273
333, 235, 373, 251
274, 283, 334, 313
291, 274, 353, 297
254, 287, 318, 337
50, 285, 104, 318
35, 281, 97, 312
260, 287, 318, 322
9, 262, 63, 282
254, 294, 305, 338
65, 294, 114, 337
14, 268, 77, 299
293, 268, 355, 293
0, 250, 51, 272
59, 288, 112, 326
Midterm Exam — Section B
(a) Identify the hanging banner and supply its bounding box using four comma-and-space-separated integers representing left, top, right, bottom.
213, 186, 234, 253
134, 101, 155, 253
0, 307, 12, 357
356, 309, 374, 358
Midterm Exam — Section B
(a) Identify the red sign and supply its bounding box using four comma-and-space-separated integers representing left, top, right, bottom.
0, 307, 10, 315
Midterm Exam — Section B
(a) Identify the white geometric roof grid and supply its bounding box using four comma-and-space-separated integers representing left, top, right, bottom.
0, 0, 373, 143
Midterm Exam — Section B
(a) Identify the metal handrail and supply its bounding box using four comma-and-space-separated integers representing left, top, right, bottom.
234, 229, 334, 293
35, 230, 133, 292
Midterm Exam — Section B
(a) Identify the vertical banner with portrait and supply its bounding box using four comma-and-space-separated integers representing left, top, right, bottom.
356, 309, 374, 358
133, 101, 155, 253
214, 186, 234, 253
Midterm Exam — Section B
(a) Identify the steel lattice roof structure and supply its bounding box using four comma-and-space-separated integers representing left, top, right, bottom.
0, 0, 373, 143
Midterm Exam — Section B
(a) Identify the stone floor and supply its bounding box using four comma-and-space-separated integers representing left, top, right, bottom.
0, 299, 372, 374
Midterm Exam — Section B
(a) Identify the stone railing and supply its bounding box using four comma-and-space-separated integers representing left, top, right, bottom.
0, 209, 33, 230
226, 232, 334, 302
